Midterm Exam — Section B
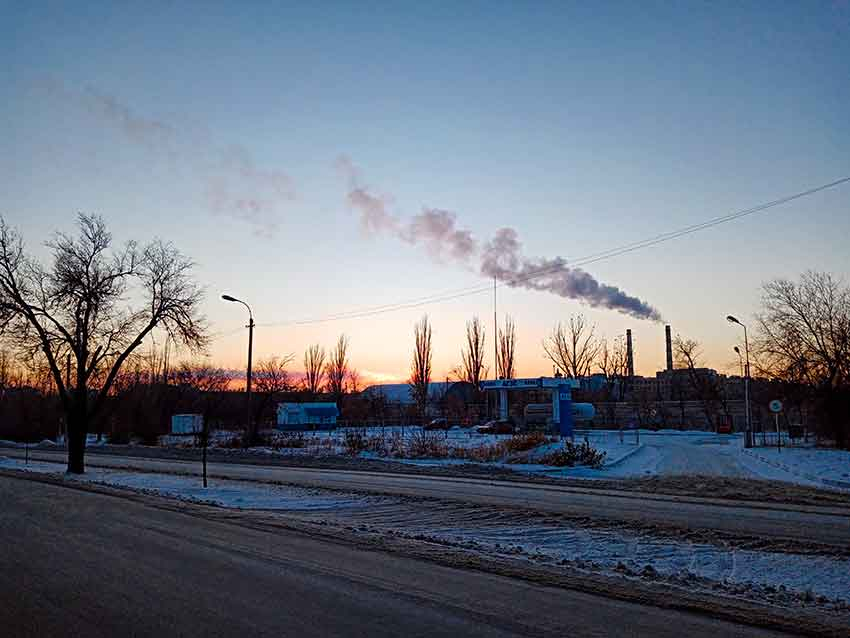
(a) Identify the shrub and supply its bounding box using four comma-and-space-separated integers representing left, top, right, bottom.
217, 434, 244, 449
274, 432, 306, 449
539, 440, 607, 468
451, 442, 505, 462
405, 431, 449, 458
342, 429, 367, 455
502, 431, 550, 454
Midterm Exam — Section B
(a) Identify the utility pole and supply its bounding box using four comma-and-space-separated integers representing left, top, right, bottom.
727, 315, 752, 448
222, 294, 255, 445
246, 313, 254, 440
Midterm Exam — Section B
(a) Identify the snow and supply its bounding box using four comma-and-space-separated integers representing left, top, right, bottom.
12, 426, 848, 490
398, 521, 850, 603
740, 446, 850, 489
0, 456, 374, 511
2, 453, 847, 608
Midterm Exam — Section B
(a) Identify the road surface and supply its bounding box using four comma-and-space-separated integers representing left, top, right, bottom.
8, 449, 850, 548
0, 475, 789, 637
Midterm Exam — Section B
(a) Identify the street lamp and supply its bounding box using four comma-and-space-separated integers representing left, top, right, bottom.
223, 294, 255, 443
727, 315, 751, 447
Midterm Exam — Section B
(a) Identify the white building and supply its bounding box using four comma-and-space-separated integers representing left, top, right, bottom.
276, 402, 339, 429
171, 414, 203, 435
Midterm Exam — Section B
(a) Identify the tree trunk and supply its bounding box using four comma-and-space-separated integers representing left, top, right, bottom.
66, 394, 88, 474
67, 411, 87, 474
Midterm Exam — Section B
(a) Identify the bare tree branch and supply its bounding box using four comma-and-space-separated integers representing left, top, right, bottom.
543, 314, 600, 378
0, 214, 207, 472
409, 315, 432, 420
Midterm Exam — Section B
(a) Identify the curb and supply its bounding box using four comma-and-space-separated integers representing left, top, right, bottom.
604, 443, 645, 468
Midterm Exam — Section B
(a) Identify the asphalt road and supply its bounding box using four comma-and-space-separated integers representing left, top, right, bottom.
10, 449, 850, 548
0, 475, 790, 638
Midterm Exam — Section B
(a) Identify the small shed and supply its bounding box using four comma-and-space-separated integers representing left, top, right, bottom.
277, 402, 339, 429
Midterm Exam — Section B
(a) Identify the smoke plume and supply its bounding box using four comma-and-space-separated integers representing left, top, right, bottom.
338, 156, 662, 321
337, 156, 477, 265
480, 229, 662, 321
44, 80, 294, 237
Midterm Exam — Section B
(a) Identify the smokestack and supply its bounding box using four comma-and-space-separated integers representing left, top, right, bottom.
626, 329, 634, 378
665, 325, 673, 371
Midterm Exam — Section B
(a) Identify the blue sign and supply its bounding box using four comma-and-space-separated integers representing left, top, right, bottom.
558, 384, 573, 438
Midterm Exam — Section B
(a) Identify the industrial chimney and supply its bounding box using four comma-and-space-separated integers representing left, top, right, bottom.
665, 325, 673, 371
626, 329, 634, 378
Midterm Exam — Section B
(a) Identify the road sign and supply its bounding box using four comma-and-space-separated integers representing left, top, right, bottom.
769, 399, 783, 413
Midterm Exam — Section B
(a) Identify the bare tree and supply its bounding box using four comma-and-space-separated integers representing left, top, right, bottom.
347, 369, 361, 394
673, 335, 727, 428
0, 214, 206, 473
597, 336, 628, 379
497, 315, 516, 379
754, 271, 850, 447
456, 316, 487, 388
303, 344, 326, 396
253, 354, 295, 426
409, 315, 432, 421
0, 348, 11, 390
595, 335, 628, 420
543, 314, 600, 378
326, 334, 350, 404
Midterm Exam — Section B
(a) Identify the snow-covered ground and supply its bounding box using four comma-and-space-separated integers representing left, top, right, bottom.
741, 446, 850, 489
0, 456, 375, 511
2, 454, 848, 610
7, 427, 849, 490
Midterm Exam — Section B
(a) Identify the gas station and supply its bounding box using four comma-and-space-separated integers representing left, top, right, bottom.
479, 377, 586, 438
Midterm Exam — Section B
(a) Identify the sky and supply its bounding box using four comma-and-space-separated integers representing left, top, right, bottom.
2, 1, 849, 384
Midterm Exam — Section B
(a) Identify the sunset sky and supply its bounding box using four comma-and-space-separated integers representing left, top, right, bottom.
3, 2, 849, 384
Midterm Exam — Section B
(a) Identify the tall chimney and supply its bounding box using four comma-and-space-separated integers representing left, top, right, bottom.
665, 325, 673, 371
626, 329, 634, 378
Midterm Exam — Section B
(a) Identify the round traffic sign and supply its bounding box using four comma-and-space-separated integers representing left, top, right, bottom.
769, 399, 783, 413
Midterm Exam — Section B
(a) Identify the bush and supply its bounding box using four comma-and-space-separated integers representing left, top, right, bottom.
342, 429, 367, 455
539, 440, 607, 468
217, 434, 243, 449
451, 442, 506, 462
274, 432, 306, 449
405, 431, 449, 458
502, 431, 550, 454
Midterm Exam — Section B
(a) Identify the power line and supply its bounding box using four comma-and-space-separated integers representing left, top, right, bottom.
243, 175, 849, 329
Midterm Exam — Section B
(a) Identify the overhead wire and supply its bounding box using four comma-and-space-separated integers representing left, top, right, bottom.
217, 175, 850, 331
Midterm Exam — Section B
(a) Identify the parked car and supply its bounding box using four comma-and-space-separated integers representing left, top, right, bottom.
473, 419, 516, 435
424, 418, 450, 431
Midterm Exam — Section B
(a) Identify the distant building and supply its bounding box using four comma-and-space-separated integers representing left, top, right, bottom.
362, 382, 477, 406
276, 402, 339, 429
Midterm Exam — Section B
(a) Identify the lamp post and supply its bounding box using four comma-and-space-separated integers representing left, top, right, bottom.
727, 315, 751, 448
223, 294, 255, 444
